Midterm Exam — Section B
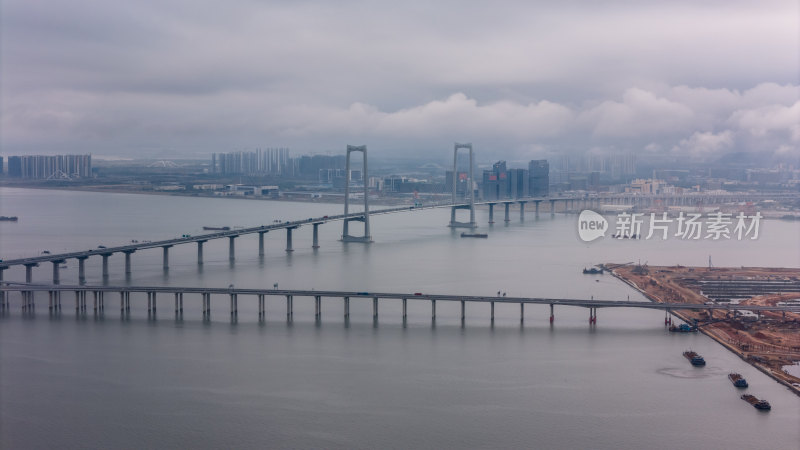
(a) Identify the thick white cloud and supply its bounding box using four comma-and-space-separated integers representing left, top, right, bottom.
1, 0, 797, 160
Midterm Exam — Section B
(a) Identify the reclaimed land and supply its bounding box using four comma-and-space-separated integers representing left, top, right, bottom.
609, 264, 800, 396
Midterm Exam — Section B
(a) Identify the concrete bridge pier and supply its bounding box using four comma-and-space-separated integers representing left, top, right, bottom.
93, 291, 98, 311
258, 232, 267, 257
286, 295, 293, 320
25, 263, 37, 283
196, 241, 205, 265
402, 298, 407, 320
0, 268, 4, 306
520, 303, 524, 322
431, 299, 436, 321
534, 201, 541, 218
314, 295, 321, 319
460, 300, 466, 322
665, 309, 671, 325
312, 223, 320, 249
550, 304, 554, 323
51, 261, 63, 284
286, 228, 295, 252
77, 256, 87, 283
488, 203, 495, 224
202, 293, 211, 317
373, 297, 379, 319
344, 296, 350, 318
75, 291, 82, 312
589, 307, 597, 324
228, 236, 237, 261
123, 250, 135, 275
491, 301, 495, 321
174, 292, 183, 315
230, 294, 238, 316
257, 294, 265, 318
162, 246, 172, 270
101, 254, 111, 278
503, 203, 511, 223
519, 202, 526, 221
549, 199, 556, 216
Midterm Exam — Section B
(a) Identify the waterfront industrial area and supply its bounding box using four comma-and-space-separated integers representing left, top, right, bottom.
611, 264, 800, 394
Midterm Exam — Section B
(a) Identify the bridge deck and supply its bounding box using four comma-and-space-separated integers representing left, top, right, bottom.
2, 283, 798, 313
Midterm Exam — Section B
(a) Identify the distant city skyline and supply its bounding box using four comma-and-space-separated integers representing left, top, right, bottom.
1, 1, 797, 162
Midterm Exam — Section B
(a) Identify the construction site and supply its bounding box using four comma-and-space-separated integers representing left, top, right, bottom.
609, 263, 800, 396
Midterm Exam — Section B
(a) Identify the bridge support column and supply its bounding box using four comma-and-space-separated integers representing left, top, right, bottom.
162, 246, 172, 270
230, 294, 238, 315
491, 301, 494, 321
93, 291, 98, 311
461, 300, 465, 321
519, 203, 525, 221
286, 228, 294, 252
0, 268, 4, 306
25, 264, 36, 283
286, 295, 293, 319
431, 299, 436, 320
101, 254, 110, 278
228, 236, 237, 261
258, 232, 267, 257
504, 203, 510, 223
123, 251, 134, 275
550, 304, 554, 323
402, 298, 407, 320
197, 241, 205, 265
312, 223, 320, 249
665, 309, 671, 325
373, 297, 378, 319
550, 199, 556, 216
535, 201, 540, 218
314, 295, 321, 319
344, 296, 350, 318
202, 293, 211, 317
589, 308, 596, 324
77, 257, 87, 283
52, 261, 61, 285
520, 303, 524, 322
258, 294, 265, 318
488, 204, 495, 224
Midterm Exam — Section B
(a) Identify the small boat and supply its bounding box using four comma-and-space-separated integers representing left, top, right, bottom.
728, 373, 748, 388
669, 323, 697, 333
582, 267, 604, 275
203, 226, 231, 231
683, 350, 706, 366
0, 216, 18, 221
741, 394, 770, 410
460, 233, 488, 238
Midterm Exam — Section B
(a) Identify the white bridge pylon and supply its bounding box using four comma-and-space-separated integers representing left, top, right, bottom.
449, 142, 476, 229
341, 145, 372, 243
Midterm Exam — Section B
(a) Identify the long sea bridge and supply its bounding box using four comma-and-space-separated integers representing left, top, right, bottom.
3, 283, 799, 324
2, 143, 798, 287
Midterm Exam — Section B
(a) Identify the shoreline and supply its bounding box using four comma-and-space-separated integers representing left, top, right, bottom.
608, 265, 800, 396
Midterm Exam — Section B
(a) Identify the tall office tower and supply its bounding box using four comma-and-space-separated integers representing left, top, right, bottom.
528, 160, 549, 197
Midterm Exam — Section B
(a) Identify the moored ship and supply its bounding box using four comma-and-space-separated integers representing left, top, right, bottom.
728, 373, 748, 388
683, 350, 706, 366
669, 323, 697, 332
460, 233, 487, 238
0, 216, 18, 221
740, 394, 770, 410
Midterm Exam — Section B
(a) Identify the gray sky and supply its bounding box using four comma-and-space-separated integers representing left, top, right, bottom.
1, 0, 798, 161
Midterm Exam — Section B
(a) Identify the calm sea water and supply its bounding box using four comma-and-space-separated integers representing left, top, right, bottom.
1, 187, 799, 449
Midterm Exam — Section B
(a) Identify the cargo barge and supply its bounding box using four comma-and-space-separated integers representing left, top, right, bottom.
683, 350, 706, 366
740, 394, 770, 410
460, 233, 487, 238
728, 373, 748, 388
